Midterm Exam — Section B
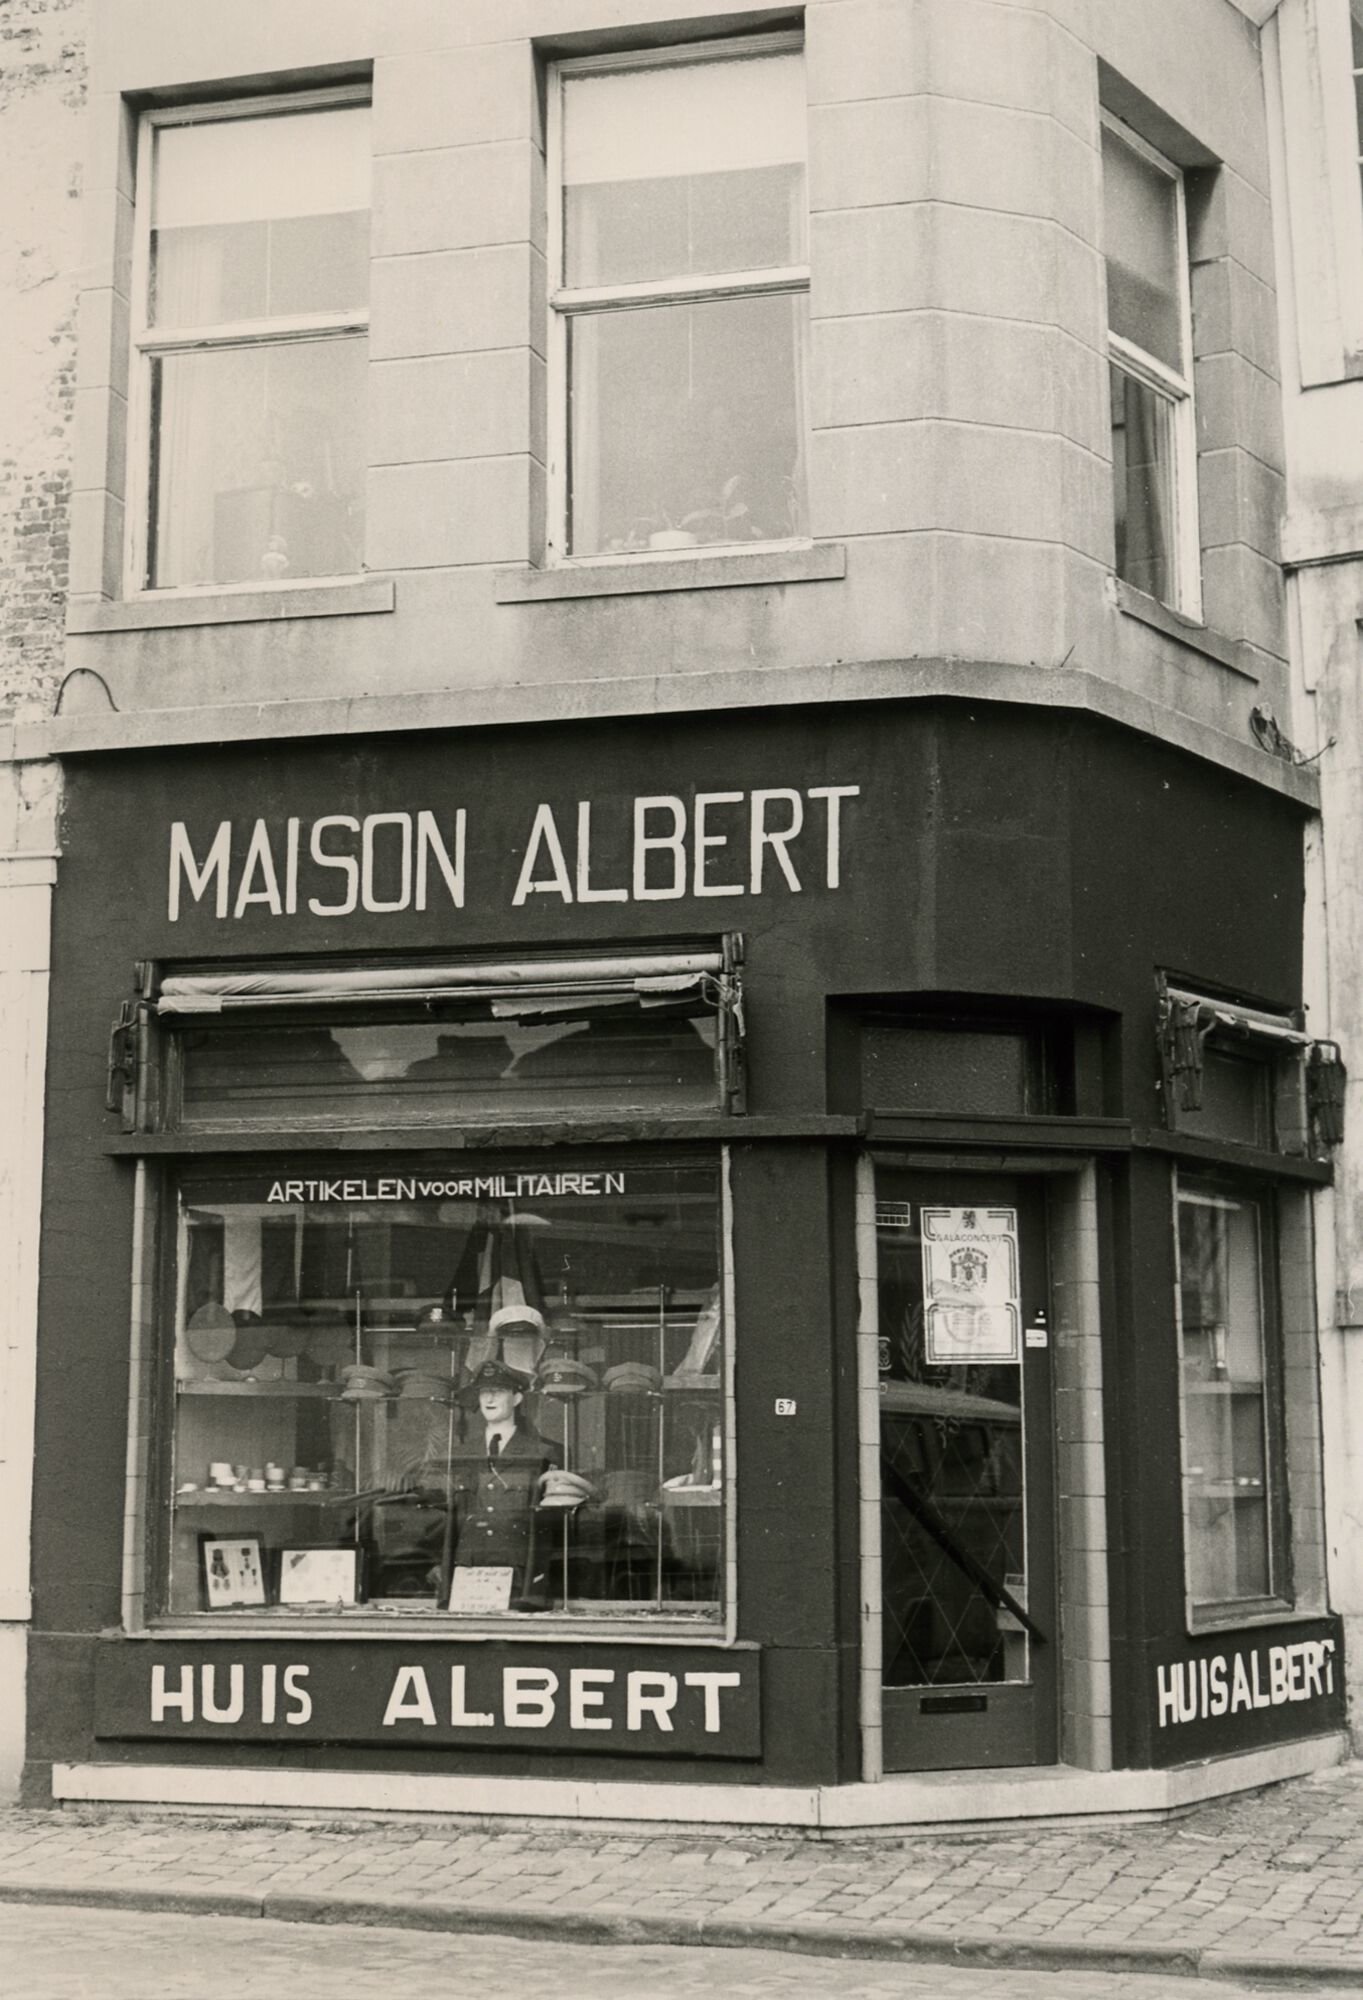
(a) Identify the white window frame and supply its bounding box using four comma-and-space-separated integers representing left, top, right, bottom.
125, 85, 371, 599
1354, 0, 1363, 183
545, 32, 809, 568
1102, 112, 1203, 622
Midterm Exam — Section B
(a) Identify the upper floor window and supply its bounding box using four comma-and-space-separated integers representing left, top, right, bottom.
1353, 3, 1363, 199
1102, 116, 1201, 619
547, 37, 808, 561
131, 93, 371, 592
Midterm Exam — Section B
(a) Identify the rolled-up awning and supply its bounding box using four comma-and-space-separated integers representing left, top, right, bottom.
157, 952, 726, 1015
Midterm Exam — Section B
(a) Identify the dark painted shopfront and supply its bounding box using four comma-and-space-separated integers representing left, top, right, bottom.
26, 699, 1344, 1812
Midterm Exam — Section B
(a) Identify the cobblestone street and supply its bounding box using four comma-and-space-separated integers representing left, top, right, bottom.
6, 1763, 1363, 1987
0, 1905, 1333, 2000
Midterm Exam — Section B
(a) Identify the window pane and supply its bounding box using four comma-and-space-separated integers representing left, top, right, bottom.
1178, 1187, 1278, 1607
562, 54, 805, 284
179, 1007, 720, 1127
149, 336, 366, 587
1175, 1047, 1272, 1148
1102, 125, 1182, 371
1110, 361, 1177, 604
860, 1022, 1049, 1116
151, 105, 371, 325
568, 292, 807, 554
566, 164, 804, 288
167, 1159, 724, 1624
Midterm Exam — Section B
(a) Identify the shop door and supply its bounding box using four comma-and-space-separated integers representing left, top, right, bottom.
874, 1170, 1057, 1772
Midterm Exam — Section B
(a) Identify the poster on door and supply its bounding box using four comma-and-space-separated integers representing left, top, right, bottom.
920, 1207, 1021, 1364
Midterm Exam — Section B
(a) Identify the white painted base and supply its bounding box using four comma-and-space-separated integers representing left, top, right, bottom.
0, 1628, 27, 1805
53, 1730, 1347, 1832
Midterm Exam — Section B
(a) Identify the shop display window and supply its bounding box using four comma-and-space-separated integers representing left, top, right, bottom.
1157, 980, 1323, 1157
161, 1155, 726, 1626
859, 1017, 1060, 1117
120, 949, 744, 1131
1176, 1177, 1291, 1615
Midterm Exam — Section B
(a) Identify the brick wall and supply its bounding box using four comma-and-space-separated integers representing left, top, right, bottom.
0, 0, 85, 715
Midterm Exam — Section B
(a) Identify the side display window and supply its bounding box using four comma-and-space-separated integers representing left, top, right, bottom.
162, 1155, 726, 1627
1175, 1177, 1291, 1617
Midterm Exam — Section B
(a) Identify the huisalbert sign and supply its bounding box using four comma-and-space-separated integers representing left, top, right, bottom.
1155, 1633, 1337, 1730
95, 1641, 761, 1758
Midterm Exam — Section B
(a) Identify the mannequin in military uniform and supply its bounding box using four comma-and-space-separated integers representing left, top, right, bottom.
450, 1359, 562, 1603
372, 1358, 561, 1606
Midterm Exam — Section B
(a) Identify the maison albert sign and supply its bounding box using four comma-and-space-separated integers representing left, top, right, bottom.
94, 1643, 761, 1758
166, 786, 862, 923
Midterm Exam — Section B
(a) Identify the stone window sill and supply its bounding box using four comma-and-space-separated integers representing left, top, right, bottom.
66, 575, 395, 635
1113, 577, 1259, 682
494, 542, 845, 604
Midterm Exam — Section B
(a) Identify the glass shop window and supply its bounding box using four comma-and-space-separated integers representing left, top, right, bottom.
132, 93, 370, 590
1176, 1177, 1290, 1616
1158, 982, 1319, 1156
144, 951, 743, 1130
1102, 115, 1200, 617
164, 1156, 726, 1625
859, 1017, 1060, 1116
548, 36, 808, 559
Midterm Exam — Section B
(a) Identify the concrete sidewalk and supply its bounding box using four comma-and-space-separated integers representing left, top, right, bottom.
6, 1766, 1363, 1987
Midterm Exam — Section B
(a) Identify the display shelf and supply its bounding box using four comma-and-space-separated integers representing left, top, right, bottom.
1183, 1381, 1263, 1397
177, 1380, 338, 1399
175, 1489, 336, 1505
662, 1373, 720, 1392
661, 1486, 722, 1508
1187, 1480, 1265, 1498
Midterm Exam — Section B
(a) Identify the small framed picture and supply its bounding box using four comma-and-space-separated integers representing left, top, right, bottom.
199, 1533, 268, 1611
277, 1545, 361, 1608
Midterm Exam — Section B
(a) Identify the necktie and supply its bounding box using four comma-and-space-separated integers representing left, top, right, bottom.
488, 1435, 502, 1459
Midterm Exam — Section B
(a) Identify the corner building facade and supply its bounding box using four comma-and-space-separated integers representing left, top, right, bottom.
22, 0, 1351, 1825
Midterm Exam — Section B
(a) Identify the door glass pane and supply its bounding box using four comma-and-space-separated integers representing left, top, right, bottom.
876, 1186, 1028, 1687
568, 292, 807, 555
1177, 1184, 1276, 1606
149, 336, 367, 587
